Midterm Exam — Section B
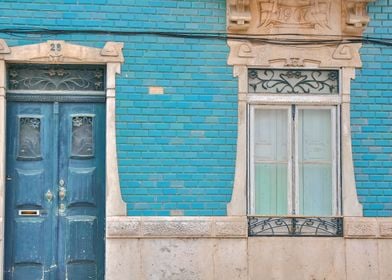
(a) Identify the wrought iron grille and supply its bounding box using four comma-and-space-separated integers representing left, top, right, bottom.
248, 69, 339, 94
7, 64, 105, 92
248, 216, 343, 237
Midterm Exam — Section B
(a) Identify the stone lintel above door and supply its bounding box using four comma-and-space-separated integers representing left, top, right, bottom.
227, 0, 375, 36
0, 40, 124, 64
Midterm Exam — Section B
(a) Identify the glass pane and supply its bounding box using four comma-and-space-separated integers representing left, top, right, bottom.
253, 109, 288, 215
72, 116, 94, 157
18, 117, 41, 159
298, 109, 333, 216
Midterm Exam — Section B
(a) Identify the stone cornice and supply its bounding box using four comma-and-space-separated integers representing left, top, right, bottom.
0, 40, 124, 64
227, 40, 362, 68
227, 0, 375, 37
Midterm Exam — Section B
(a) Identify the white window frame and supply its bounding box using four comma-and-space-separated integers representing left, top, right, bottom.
249, 104, 340, 216
227, 40, 364, 217
247, 68, 342, 217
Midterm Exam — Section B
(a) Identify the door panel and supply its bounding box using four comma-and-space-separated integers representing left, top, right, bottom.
5, 102, 55, 280
14, 169, 45, 207
14, 218, 45, 263
67, 167, 97, 206
58, 103, 105, 280
5, 102, 105, 280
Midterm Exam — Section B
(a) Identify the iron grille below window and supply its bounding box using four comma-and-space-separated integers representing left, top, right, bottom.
248, 216, 343, 237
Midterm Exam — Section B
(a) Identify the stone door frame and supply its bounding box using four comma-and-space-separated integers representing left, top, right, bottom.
0, 39, 127, 279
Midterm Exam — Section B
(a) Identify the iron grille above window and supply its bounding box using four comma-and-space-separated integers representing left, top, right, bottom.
248, 69, 339, 94
7, 64, 105, 92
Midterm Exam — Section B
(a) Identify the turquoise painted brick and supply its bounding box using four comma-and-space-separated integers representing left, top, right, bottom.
352, 0, 392, 217
0, 0, 236, 216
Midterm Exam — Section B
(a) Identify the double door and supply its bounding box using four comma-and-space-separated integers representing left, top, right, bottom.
4, 101, 105, 280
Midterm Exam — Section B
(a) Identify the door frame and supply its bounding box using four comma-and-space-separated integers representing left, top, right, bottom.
0, 39, 127, 279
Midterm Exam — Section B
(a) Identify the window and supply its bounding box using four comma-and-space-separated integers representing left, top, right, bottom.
248, 69, 341, 217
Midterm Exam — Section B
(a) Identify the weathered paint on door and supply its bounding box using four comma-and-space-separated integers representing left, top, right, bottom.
4, 101, 105, 280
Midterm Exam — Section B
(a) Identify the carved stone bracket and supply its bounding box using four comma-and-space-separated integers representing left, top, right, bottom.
343, 0, 375, 35
228, 0, 252, 31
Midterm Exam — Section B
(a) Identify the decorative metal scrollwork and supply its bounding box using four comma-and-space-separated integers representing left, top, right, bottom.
248, 69, 339, 94
248, 216, 343, 237
7, 64, 105, 92
18, 117, 41, 160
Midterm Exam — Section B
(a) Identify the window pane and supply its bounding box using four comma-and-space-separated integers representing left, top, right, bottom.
18, 117, 41, 160
72, 116, 94, 158
298, 109, 333, 216
253, 109, 288, 215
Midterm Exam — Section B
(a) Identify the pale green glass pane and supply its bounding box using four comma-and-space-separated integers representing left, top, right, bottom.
253, 108, 289, 215
254, 109, 288, 161
298, 109, 331, 161
299, 164, 332, 216
298, 109, 333, 216
255, 163, 288, 215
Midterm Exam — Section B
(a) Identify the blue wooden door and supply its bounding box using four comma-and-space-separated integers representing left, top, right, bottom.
4, 101, 105, 280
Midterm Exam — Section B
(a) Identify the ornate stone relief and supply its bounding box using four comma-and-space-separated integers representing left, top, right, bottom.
107, 216, 248, 238
228, 0, 341, 35
343, 0, 376, 35
345, 218, 392, 238
227, 0, 374, 36
257, 0, 332, 31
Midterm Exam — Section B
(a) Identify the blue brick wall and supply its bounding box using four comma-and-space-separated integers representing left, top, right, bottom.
351, 0, 392, 217
6, 0, 390, 217
0, 0, 237, 216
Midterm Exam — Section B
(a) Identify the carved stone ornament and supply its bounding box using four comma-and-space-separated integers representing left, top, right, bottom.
228, 0, 252, 31
227, 0, 374, 36
1, 40, 124, 64
257, 0, 332, 30
227, 40, 362, 68
343, 0, 376, 35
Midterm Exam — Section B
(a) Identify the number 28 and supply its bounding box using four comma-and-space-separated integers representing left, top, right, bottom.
50, 43, 62, 52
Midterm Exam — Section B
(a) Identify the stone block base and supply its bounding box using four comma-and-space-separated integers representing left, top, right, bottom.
105, 216, 392, 280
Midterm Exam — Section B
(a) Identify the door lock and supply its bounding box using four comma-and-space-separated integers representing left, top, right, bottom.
59, 179, 66, 200
59, 187, 66, 201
